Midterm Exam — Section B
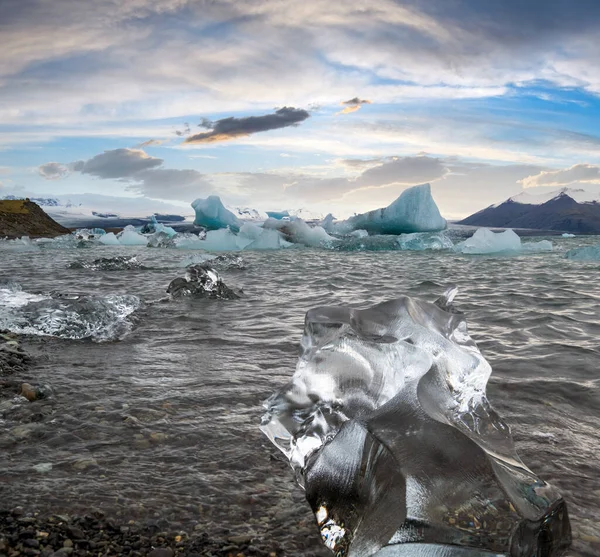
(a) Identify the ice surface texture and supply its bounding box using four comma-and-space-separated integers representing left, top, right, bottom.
564, 243, 600, 260
167, 265, 240, 299
337, 184, 447, 234
261, 289, 570, 557
454, 228, 552, 255
191, 195, 242, 232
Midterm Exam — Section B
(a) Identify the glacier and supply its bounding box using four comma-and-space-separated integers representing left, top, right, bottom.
261, 289, 571, 557
335, 184, 447, 235
191, 195, 242, 232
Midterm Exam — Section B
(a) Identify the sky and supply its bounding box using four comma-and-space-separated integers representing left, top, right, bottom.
1, 0, 600, 219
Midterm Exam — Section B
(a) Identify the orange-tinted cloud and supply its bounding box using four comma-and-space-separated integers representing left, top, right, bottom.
336, 97, 372, 115
184, 107, 310, 144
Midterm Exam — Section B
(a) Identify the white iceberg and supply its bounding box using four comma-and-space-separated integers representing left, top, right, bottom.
191, 195, 242, 232
562, 233, 576, 238
455, 228, 553, 255
99, 232, 121, 246
454, 228, 521, 254
116, 226, 148, 246
336, 184, 447, 235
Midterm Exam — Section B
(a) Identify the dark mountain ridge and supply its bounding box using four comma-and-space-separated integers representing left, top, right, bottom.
459, 192, 600, 234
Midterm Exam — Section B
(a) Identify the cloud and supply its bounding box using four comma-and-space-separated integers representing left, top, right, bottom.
337, 97, 372, 115
520, 163, 600, 188
38, 162, 70, 180
184, 107, 310, 144
73, 148, 163, 179
286, 155, 448, 201
39, 147, 212, 202
137, 139, 166, 147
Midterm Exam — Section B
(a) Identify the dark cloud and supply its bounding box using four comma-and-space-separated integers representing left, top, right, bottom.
38, 162, 70, 180
342, 97, 372, 106
137, 139, 166, 147
338, 97, 372, 115
74, 148, 163, 179
184, 107, 310, 144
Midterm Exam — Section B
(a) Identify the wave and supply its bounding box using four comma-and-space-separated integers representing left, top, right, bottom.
0, 283, 141, 342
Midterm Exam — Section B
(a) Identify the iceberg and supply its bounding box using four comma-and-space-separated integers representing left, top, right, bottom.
261, 289, 571, 557
167, 265, 240, 299
454, 228, 521, 254
266, 210, 291, 220
263, 218, 334, 247
191, 195, 242, 232
455, 229, 553, 255
116, 225, 149, 246
561, 233, 575, 238
564, 243, 600, 260
337, 184, 447, 235
99, 232, 121, 246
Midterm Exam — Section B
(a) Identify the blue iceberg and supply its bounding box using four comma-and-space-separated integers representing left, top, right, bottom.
191, 195, 242, 232
337, 184, 447, 235
565, 243, 600, 260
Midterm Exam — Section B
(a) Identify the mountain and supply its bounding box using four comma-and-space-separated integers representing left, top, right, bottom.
0, 199, 70, 238
458, 187, 600, 234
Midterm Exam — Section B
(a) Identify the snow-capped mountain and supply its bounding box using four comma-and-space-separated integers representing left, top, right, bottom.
459, 187, 600, 234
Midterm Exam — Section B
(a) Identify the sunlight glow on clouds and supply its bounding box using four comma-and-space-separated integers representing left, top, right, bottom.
1, 0, 600, 217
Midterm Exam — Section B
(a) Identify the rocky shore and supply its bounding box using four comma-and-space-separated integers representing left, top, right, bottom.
0, 508, 295, 557
0, 200, 69, 239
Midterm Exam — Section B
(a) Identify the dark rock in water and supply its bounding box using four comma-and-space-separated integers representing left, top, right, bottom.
0, 332, 29, 376
67, 256, 145, 271
167, 266, 240, 299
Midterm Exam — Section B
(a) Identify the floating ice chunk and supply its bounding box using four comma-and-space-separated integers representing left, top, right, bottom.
0, 237, 38, 251
266, 210, 290, 220
67, 256, 145, 271
117, 226, 149, 246
454, 228, 521, 254
191, 195, 242, 231
522, 240, 553, 253
263, 217, 335, 247
99, 232, 121, 246
0, 283, 49, 308
261, 289, 571, 556
167, 265, 240, 299
321, 213, 335, 232
561, 233, 575, 238
179, 253, 248, 270
397, 231, 453, 251
245, 228, 292, 250
564, 243, 600, 260
73, 228, 106, 240
349, 229, 369, 238
0, 284, 141, 341
337, 184, 447, 234
203, 228, 243, 251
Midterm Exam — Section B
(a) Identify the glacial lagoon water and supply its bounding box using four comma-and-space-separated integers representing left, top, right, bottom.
0, 236, 599, 556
